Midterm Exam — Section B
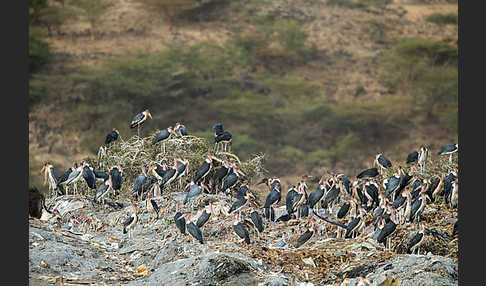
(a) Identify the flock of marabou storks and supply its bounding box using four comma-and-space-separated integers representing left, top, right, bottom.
34, 109, 459, 259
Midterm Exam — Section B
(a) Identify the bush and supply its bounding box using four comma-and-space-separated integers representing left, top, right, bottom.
29, 28, 52, 74
425, 13, 457, 26
379, 38, 458, 134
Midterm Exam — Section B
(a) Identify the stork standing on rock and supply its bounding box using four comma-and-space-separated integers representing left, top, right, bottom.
41, 162, 62, 197
264, 181, 281, 224
233, 212, 250, 244
295, 219, 315, 248
133, 167, 148, 200
57, 162, 77, 195
109, 165, 123, 197
175, 156, 190, 190
64, 162, 84, 196
185, 212, 204, 244
95, 175, 113, 205
418, 145, 428, 173
196, 203, 214, 228
193, 153, 214, 184
407, 222, 426, 255
122, 203, 138, 239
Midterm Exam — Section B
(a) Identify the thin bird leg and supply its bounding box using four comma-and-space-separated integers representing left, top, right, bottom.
449, 153, 453, 163
137, 125, 140, 138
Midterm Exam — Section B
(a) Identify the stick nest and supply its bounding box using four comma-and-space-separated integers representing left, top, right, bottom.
82, 132, 267, 201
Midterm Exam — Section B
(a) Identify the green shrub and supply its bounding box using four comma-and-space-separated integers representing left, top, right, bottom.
377, 37, 458, 139
425, 13, 457, 26
29, 28, 52, 74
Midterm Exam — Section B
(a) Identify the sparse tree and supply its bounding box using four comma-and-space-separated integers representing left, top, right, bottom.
69, 0, 116, 40
133, 0, 201, 33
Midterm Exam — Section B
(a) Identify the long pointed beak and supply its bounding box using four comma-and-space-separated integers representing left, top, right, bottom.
148, 113, 152, 119
237, 170, 245, 176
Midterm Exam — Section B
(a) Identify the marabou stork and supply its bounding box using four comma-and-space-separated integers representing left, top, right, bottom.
285, 185, 298, 215
373, 216, 385, 241
406, 151, 419, 164
133, 167, 148, 200
407, 222, 426, 255
442, 169, 457, 203
297, 204, 310, 219
212, 123, 232, 152
365, 181, 380, 209
82, 162, 97, 192
92, 167, 109, 182
377, 206, 397, 251
409, 191, 427, 223
109, 165, 123, 196
221, 166, 242, 195
174, 204, 186, 235
307, 180, 325, 214
384, 172, 401, 199
294, 181, 309, 216
184, 181, 208, 208
295, 219, 315, 248
57, 162, 77, 194
105, 128, 120, 145
97, 145, 107, 168
337, 199, 351, 219
210, 158, 231, 193
233, 212, 250, 244
449, 180, 458, 209
146, 197, 160, 220
418, 145, 428, 172
185, 212, 204, 244
95, 175, 113, 205
130, 109, 152, 137
228, 190, 251, 214
249, 204, 264, 234
264, 182, 281, 223
175, 156, 189, 190
357, 167, 379, 179
174, 122, 189, 137
193, 153, 214, 184
41, 162, 62, 197
345, 207, 364, 239
160, 157, 178, 190
337, 174, 351, 195
122, 203, 138, 239
196, 203, 213, 228
152, 127, 176, 154
375, 153, 392, 175
64, 162, 84, 196
321, 184, 340, 215
438, 144, 458, 163
431, 174, 444, 202
235, 181, 253, 200
149, 163, 166, 182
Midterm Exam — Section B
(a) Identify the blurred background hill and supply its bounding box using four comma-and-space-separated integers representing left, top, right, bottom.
29, 0, 458, 192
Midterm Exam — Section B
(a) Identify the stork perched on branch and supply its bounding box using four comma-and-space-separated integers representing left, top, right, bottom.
130, 109, 152, 137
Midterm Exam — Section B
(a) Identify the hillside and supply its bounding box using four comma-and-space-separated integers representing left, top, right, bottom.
28, 0, 458, 190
